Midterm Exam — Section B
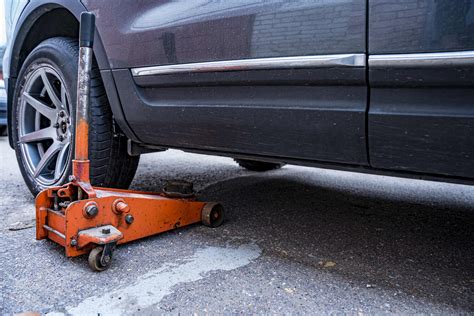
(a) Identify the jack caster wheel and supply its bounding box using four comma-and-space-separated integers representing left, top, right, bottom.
201, 203, 224, 228
88, 246, 113, 272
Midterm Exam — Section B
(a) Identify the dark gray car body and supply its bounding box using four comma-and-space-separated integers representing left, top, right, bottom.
0, 45, 7, 127
5, 0, 474, 182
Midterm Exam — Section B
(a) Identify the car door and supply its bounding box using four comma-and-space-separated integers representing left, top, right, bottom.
368, 0, 474, 179
83, 0, 368, 165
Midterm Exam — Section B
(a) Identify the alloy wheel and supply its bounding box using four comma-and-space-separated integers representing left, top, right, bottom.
18, 65, 73, 186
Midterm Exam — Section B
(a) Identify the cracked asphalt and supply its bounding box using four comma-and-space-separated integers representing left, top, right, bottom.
0, 135, 473, 314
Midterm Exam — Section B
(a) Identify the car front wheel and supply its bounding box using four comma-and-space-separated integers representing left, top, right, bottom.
12, 37, 139, 196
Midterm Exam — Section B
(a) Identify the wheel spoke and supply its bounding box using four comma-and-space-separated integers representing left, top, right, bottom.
23, 92, 57, 121
40, 68, 62, 109
60, 82, 68, 112
34, 141, 62, 177
54, 142, 70, 181
19, 127, 56, 143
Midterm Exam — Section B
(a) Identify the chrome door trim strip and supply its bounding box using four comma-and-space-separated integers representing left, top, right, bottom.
369, 51, 474, 67
131, 54, 366, 76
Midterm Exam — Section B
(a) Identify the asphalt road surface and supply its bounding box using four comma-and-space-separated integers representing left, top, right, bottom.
0, 135, 473, 314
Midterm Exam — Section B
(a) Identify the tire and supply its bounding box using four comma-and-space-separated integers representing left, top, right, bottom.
12, 37, 139, 196
0, 126, 6, 136
234, 159, 285, 172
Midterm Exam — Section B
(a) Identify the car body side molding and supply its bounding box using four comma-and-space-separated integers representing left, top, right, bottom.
131, 54, 366, 77
369, 51, 474, 67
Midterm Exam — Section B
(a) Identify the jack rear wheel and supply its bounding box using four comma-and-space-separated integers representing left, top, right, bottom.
201, 203, 225, 228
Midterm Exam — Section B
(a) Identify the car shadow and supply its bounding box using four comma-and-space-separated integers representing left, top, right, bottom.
130, 156, 473, 311
202, 172, 474, 311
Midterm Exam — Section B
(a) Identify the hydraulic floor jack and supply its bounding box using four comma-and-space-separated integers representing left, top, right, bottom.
35, 13, 224, 271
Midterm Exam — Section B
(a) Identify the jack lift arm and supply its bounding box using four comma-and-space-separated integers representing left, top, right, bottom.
35, 12, 224, 271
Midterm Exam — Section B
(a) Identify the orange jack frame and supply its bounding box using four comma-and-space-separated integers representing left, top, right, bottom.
36, 185, 223, 258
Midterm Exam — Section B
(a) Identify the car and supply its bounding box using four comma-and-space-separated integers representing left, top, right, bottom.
3, 0, 474, 196
0, 44, 6, 136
